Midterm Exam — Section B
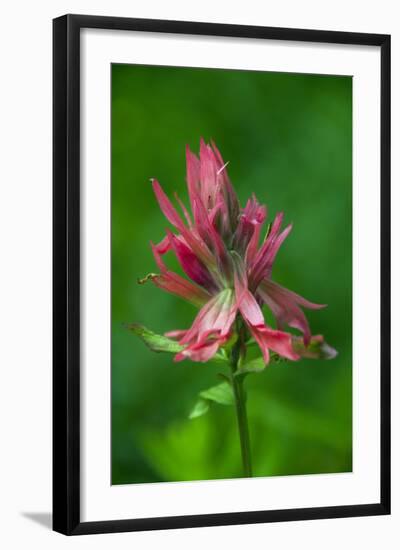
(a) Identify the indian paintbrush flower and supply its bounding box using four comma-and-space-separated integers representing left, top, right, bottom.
139, 139, 336, 366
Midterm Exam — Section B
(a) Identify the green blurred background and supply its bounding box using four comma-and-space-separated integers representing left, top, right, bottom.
111, 64, 352, 485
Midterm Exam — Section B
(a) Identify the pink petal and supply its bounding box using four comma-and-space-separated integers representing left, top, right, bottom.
208, 197, 224, 226
174, 192, 193, 227
258, 279, 326, 346
248, 211, 282, 268
165, 329, 188, 339
231, 253, 264, 325
185, 145, 201, 212
149, 242, 210, 306
178, 296, 221, 345
245, 201, 267, 264
167, 230, 218, 291
152, 179, 215, 267
233, 195, 267, 256
152, 179, 185, 229
263, 280, 327, 310
191, 194, 231, 281
199, 138, 218, 209
210, 140, 240, 232
236, 285, 265, 327
262, 224, 292, 276
260, 288, 310, 344
151, 272, 210, 307
152, 235, 172, 256
249, 214, 292, 291
179, 289, 236, 346
231, 251, 248, 305
174, 339, 221, 363
151, 240, 168, 272
173, 290, 237, 363
249, 324, 300, 362
232, 264, 299, 363
176, 328, 230, 362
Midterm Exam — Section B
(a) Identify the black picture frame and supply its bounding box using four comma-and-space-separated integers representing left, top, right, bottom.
53, 14, 391, 535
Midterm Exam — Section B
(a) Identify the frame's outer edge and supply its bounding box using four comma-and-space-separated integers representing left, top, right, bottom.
53, 14, 81, 535
52, 13, 391, 535
53, 14, 68, 534
62, 13, 388, 46
380, 35, 391, 515
71, 503, 386, 535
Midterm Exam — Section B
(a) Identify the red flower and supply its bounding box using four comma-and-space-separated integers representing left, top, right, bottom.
145, 139, 327, 363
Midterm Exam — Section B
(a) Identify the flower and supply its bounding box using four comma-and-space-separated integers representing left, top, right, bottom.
142, 139, 328, 364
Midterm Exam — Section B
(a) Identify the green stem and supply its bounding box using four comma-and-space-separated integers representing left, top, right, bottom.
230, 344, 252, 477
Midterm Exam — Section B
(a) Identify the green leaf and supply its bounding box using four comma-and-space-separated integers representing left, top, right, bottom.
199, 382, 234, 406
189, 382, 235, 420
126, 323, 184, 353
237, 356, 266, 375
188, 398, 210, 419
236, 352, 285, 375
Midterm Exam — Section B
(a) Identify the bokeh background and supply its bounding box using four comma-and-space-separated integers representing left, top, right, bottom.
111, 64, 352, 485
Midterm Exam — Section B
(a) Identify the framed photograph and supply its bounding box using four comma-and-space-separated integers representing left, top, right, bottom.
53, 14, 390, 535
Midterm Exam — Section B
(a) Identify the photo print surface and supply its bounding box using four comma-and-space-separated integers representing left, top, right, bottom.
111, 64, 352, 485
